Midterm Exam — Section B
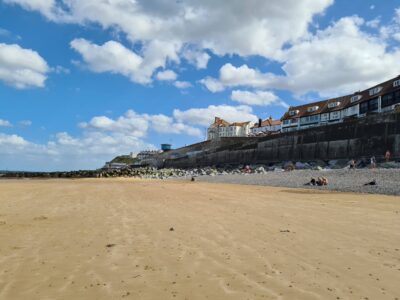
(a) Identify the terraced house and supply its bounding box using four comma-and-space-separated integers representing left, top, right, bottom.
281, 75, 400, 132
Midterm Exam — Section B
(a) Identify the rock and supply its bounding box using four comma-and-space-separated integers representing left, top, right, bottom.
169, 227, 174, 231
295, 162, 311, 170
255, 166, 267, 174
379, 161, 400, 169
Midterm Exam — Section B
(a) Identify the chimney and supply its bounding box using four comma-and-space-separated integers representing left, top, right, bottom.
258, 118, 262, 127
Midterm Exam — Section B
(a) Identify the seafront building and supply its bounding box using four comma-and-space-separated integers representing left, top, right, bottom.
207, 117, 251, 140
206, 75, 400, 140
281, 75, 400, 132
250, 117, 281, 136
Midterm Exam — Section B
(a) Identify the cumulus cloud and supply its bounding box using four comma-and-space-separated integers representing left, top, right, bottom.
174, 81, 192, 89
231, 90, 288, 107
173, 104, 257, 127
0, 108, 205, 171
201, 63, 278, 92
70, 38, 181, 84
0, 131, 153, 171
80, 109, 202, 138
3, 0, 59, 20
0, 119, 12, 127
0, 43, 49, 89
156, 69, 177, 81
182, 48, 210, 69
0, 133, 28, 147
70, 39, 147, 83
5, 0, 334, 84
202, 15, 400, 97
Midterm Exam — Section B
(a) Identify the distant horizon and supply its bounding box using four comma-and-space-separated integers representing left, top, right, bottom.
1, 0, 400, 171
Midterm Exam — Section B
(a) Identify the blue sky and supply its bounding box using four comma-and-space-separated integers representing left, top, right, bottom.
1, 0, 400, 171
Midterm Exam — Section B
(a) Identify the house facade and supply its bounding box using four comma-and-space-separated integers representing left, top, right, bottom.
250, 117, 281, 136
281, 75, 400, 132
207, 117, 251, 140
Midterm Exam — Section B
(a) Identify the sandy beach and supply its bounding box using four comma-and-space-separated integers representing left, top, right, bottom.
0, 179, 399, 300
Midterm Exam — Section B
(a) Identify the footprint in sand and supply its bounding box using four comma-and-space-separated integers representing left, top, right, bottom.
34, 216, 48, 221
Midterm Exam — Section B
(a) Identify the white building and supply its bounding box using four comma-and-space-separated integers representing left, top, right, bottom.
250, 117, 281, 136
207, 117, 251, 140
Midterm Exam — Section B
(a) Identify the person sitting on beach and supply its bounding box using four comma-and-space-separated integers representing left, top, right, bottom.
244, 165, 251, 173
316, 177, 328, 186
305, 178, 316, 186
285, 163, 295, 172
349, 159, 356, 169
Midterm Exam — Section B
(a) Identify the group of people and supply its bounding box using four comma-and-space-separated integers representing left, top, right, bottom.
307, 177, 328, 186
350, 150, 391, 170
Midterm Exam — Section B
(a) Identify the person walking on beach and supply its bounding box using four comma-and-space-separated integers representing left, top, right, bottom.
385, 150, 391, 162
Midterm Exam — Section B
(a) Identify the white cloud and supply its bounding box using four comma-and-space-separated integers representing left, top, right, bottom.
231, 90, 288, 107
201, 63, 278, 92
174, 81, 192, 89
0, 119, 12, 127
52, 65, 70, 74
366, 17, 381, 29
0, 133, 28, 147
70, 39, 146, 83
0, 108, 205, 171
5, 0, 334, 83
19, 120, 32, 127
202, 15, 400, 97
70, 38, 181, 84
380, 8, 400, 42
80, 109, 202, 138
3, 0, 58, 19
156, 69, 177, 81
0, 131, 153, 171
182, 48, 210, 69
0, 43, 49, 89
173, 104, 257, 127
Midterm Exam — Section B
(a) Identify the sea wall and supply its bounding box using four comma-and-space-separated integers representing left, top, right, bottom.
162, 111, 400, 168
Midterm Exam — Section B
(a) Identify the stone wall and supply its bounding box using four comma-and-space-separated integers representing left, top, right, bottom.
162, 111, 400, 168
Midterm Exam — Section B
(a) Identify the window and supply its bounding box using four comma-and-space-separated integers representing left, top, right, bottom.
328, 102, 340, 108
360, 98, 379, 114
307, 106, 319, 113
350, 95, 362, 103
289, 110, 299, 116
393, 79, 400, 87
300, 115, 320, 124
369, 87, 382, 96
381, 91, 400, 108
330, 111, 340, 120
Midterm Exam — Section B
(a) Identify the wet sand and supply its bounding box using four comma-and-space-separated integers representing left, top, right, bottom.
0, 179, 399, 299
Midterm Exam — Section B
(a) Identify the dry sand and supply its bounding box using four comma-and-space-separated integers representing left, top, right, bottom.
0, 179, 399, 300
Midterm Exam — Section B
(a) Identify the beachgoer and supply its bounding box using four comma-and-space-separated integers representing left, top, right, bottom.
305, 178, 316, 186
349, 159, 356, 169
244, 165, 251, 173
285, 163, 295, 172
385, 150, 391, 162
364, 179, 376, 186
370, 156, 376, 169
